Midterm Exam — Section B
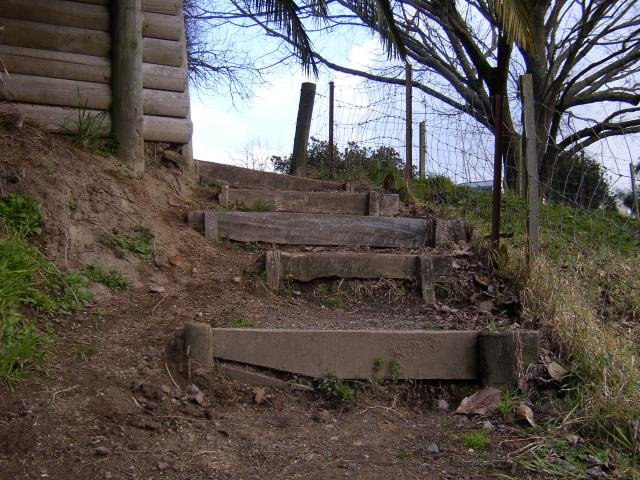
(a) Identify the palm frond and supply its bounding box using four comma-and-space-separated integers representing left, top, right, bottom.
352, 0, 407, 60
489, 0, 536, 53
247, 0, 319, 75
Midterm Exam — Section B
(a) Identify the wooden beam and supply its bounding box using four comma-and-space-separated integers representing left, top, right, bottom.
0, 74, 189, 118
225, 189, 400, 216
0, 18, 183, 67
0, 103, 193, 143
61, 0, 181, 16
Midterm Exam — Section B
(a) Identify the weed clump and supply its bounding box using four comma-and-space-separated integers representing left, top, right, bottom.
104, 227, 153, 259
0, 194, 42, 236
462, 429, 490, 450
315, 375, 355, 404
81, 264, 131, 292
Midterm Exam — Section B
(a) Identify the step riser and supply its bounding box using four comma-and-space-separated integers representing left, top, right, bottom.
179, 324, 539, 384
266, 250, 453, 303
198, 160, 346, 191
220, 186, 399, 216
188, 211, 469, 248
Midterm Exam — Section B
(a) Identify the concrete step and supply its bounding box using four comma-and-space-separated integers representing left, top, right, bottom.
219, 186, 399, 216
187, 211, 469, 249
179, 322, 539, 385
265, 249, 453, 303
198, 160, 354, 192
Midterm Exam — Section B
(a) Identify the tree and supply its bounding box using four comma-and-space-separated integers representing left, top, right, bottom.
226, 0, 638, 191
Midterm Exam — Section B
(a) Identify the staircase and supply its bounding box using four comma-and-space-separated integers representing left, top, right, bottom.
180, 161, 538, 387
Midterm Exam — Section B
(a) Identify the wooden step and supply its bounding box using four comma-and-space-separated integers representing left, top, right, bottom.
188, 211, 469, 248
198, 160, 351, 192
219, 186, 399, 216
179, 323, 539, 384
265, 250, 453, 303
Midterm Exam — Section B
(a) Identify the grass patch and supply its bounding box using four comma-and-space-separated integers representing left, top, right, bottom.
103, 227, 153, 259
81, 264, 131, 292
239, 201, 275, 212
199, 178, 220, 190
321, 295, 343, 309
315, 375, 355, 404
0, 194, 42, 236
64, 104, 116, 156
72, 343, 97, 361
230, 319, 254, 328
0, 196, 92, 381
462, 429, 490, 450
397, 448, 412, 460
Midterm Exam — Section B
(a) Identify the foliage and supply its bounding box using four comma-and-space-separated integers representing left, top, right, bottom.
81, 264, 131, 292
546, 154, 612, 210
315, 375, 355, 404
272, 139, 405, 190
0, 194, 43, 236
103, 227, 154, 259
72, 343, 97, 361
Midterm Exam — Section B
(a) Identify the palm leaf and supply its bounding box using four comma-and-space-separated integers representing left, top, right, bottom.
352, 0, 408, 60
247, 0, 319, 74
488, 0, 535, 52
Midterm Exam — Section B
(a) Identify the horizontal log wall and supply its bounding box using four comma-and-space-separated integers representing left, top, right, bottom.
0, 103, 193, 144
0, 0, 192, 147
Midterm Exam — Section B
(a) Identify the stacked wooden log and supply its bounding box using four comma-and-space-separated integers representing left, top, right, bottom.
0, 0, 192, 144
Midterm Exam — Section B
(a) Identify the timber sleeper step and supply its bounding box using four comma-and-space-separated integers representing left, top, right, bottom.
178, 323, 539, 385
218, 185, 399, 216
265, 249, 453, 303
187, 211, 469, 249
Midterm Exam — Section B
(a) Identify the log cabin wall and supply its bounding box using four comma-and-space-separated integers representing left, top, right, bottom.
0, 0, 194, 169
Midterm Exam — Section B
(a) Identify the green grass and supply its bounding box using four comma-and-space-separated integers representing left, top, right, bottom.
103, 227, 154, 259
81, 264, 131, 292
0, 196, 92, 381
462, 429, 490, 450
230, 319, 255, 328
199, 178, 220, 190
239, 201, 275, 212
397, 448, 412, 460
64, 103, 116, 156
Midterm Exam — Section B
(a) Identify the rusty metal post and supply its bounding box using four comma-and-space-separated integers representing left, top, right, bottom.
405, 63, 413, 187
328, 80, 335, 178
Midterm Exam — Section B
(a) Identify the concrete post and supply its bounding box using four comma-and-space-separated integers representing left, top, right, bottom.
368, 191, 381, 216
203, 211, 218, 241
418, 255, 435, 303
183, 322, 214, 368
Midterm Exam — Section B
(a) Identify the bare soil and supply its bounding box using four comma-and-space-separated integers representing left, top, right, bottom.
0, 121, 547, 479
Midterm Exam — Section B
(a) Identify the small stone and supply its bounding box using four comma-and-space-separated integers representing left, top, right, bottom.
185, 384, 206, 405
482, 421, 494, 431
162, 150, 183, 166
169, 255, 183, 267
160, 385, 171, 395
148, 284, 165, 294
292, 290, 302, 296
435, 399, 449, 411
191, 267, 197, 274
157, 461, 170, 471
425, 443, 439, 455
95, 446, 111, 457
232, 276, 242, 284
587, 466, 608, 478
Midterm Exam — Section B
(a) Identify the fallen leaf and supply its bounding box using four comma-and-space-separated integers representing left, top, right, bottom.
169, 255, 183, 267
516, 403, 536, 427
253, 387, 267, 405
456, 386, 501, 415
473, 274, 490, 289
478, 300, 495, 313
547, 361, 568, 380
185, 384, 205, 405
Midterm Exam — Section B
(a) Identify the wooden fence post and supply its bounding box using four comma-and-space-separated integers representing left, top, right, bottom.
630, 162, 640, 220
178, 0, 195, 178
419, 120, 426, 179
522, 74, 540, 251
111, 0, 144, 174
290, 82, 316, 176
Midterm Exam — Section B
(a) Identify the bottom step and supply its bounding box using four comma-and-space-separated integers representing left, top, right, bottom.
178, 323, 538, 386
